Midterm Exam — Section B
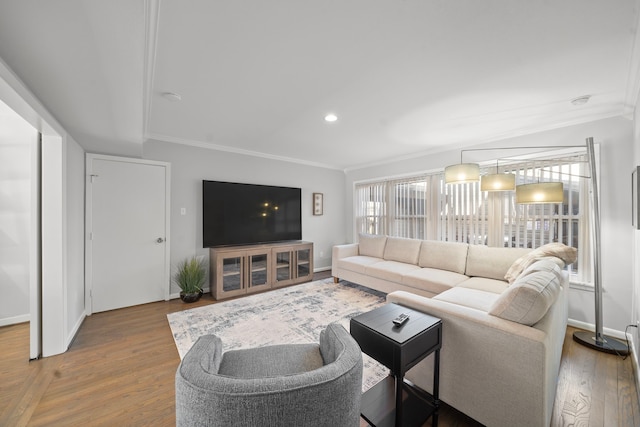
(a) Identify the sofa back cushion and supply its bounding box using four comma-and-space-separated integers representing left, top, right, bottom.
383, 237, 422, 264
488, 270, 561, 325
358, 234, 387, 258
418, 240, 468, 274
465, 245, 531, 281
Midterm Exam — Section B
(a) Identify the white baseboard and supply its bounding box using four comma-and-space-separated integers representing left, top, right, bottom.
567, 318, 629, 341
314, 266, 331, 272
65, 312, 86, 350
0, 313, 30, 327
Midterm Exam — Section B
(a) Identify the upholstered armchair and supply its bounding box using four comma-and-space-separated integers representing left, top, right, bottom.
175, 322, 363, 427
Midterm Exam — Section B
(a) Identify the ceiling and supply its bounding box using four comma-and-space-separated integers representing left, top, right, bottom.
0, 0, 638, 170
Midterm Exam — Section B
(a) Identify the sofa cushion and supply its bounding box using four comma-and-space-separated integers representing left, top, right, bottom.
418, 240, 468, 274
456, 276, 510, 294
364, 261, 421, 283
401, 268, 469, 295
337, 256, 384, 274
489, 270, 561, 325
504, 242, 577, 284
433, 287, 501, 312
519, 258, 564, 282
383, 237, 422, 264
465, 245, 531, 281
358, 234, 387, 258
219, 344, 324, 378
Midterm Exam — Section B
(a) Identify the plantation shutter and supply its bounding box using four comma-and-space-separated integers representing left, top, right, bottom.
355, 181, 387, 236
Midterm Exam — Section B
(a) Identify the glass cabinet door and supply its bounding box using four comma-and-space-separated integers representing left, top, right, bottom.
274, 250, 292, 283
296, 248, 311, 278
221, 256, 243, 293
247, 249, 271, 292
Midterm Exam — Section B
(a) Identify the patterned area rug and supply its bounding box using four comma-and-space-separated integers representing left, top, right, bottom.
167, 278, 389, 391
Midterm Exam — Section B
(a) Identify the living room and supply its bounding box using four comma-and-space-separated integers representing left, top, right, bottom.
1, 1, 640, 426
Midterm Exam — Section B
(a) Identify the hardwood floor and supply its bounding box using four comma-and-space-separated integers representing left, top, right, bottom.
1, 276, 639, 426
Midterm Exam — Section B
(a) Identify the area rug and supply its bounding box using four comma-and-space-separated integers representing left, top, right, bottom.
167, 278, 389, 391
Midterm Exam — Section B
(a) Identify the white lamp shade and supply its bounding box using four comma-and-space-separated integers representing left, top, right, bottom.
480, 173, 516, 191
515, 182, 564, 204
445, 163, 480, 184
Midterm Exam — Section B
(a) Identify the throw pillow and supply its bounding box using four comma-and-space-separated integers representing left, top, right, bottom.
504, 242, 577, 284
358, 233, 387, 258
489, 270, 561, 326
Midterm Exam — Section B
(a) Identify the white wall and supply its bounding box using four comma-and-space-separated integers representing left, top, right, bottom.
41, 134, 86, 356
143, 140, 346, 294
65, 138, 85, 342
0, 102, 38, 326
345, 116, 635, 333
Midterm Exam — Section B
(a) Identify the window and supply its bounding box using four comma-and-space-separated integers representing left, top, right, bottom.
355, 181, 387, 236
354, 152, 591, 284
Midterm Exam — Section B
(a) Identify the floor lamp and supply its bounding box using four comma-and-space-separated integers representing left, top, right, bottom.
572, 137, 629, 355
444, 138, 628, 354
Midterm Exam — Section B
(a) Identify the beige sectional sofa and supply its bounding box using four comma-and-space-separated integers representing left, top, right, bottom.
332, 234, 577, 427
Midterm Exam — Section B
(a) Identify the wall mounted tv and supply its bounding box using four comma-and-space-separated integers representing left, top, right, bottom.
202, 180, 302, 247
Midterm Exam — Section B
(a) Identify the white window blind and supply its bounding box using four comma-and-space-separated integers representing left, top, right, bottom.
355, 181, 387, 236
388, 176, 428, 238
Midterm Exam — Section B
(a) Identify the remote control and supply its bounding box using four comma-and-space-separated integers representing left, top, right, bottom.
392, 313, 410, 326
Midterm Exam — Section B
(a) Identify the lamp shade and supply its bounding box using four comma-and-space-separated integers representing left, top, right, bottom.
515, 182, 564, 204
480, 173, 516, 191
445, 163, 480, 184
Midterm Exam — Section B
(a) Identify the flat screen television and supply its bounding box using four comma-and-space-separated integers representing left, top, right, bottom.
203, 180, 302, 247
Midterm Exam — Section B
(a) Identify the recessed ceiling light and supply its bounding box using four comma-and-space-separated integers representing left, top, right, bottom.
162, 92, 182, 102
324, 113, 338, 122
571, 95, 591, 106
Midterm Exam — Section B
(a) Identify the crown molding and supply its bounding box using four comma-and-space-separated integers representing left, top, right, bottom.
624, 4, 640, 111
344, 110, 626, 173
145, 132, 343, 171
143, 0, 161, 139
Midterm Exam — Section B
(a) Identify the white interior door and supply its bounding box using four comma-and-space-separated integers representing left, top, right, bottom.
86, 155, 170, 313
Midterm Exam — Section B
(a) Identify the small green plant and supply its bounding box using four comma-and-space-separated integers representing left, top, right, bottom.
174, 256, 206, 294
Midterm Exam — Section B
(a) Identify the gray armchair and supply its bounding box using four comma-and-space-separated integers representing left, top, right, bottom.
175, 322, 363, 427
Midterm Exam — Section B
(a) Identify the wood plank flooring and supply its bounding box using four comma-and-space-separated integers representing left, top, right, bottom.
1, 276, 639, 426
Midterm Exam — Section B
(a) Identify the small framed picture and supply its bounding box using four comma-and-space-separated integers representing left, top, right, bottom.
313, 193, 323, 216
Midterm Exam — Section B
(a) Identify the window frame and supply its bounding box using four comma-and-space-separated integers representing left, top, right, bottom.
353, 148, 595, 286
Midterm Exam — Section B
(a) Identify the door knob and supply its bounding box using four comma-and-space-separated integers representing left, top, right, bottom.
157, 237, 165, 243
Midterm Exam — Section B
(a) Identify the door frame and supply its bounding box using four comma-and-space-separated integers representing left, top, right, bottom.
85, 154, 171, 315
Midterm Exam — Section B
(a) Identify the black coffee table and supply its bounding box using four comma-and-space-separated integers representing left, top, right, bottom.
350, 303, 442, 427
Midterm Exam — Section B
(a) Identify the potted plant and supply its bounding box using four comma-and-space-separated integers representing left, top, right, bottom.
174, 256, 206, 303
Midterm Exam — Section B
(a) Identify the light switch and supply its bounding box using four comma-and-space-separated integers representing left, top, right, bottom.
180, 208, 186, 215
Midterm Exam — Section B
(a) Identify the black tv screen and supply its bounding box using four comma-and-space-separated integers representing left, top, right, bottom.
203, 180, 302, 247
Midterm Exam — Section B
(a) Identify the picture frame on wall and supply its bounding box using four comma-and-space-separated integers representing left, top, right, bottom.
313, 192, 323, 216
633, 166, 640, 230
